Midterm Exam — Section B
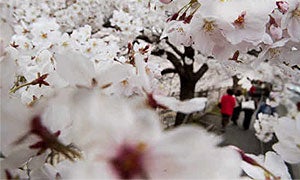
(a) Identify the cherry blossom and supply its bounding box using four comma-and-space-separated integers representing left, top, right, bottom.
161, 21, 193, 46
254, 113, 278, 143
273, 113, 300, 164
59, 89, 242, 179
1, 0, 300, 178
281, 0, 300, 42
220, 0, 276, 45
241, 151, 291, 180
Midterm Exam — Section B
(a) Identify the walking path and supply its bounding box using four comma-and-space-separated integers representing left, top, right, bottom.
195, 113, 268, 153
195, 112, 299, 179
160, 107, 299, 179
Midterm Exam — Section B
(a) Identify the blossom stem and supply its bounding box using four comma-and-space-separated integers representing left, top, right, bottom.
9, 82, 32, 93
177, 2, 191, 14
233, 146, 280, 180
190, 2, 201, 15
9, 73, 49, 93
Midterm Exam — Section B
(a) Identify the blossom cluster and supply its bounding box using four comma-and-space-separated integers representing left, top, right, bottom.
254, 113, 278, 143
0, 0, 299, 179
162, 0, 300, 84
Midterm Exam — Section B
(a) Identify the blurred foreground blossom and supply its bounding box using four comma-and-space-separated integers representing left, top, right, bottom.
254, 113, 278, 143
57, 89, 242, 179
273, 113, 300, 164
241, 151, 291, 180
152, 94, 207, 113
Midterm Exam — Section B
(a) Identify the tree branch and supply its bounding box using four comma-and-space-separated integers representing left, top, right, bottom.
151, 48, 165, 56
103, 19, 121, 31
136, 35, 153, 44
166, 39, 184, 59
247, 48, 262, 57
184, 46, 195, 60
166, 51, 184, 75
161, 68, 177, 75
194, 63, 209, 81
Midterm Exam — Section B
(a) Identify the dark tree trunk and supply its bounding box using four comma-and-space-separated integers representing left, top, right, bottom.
160, 44, 209, 127
232, 75, 240, 90
173, 63, 208, 127
179, 77, 196, 101
174, 77, 196, 126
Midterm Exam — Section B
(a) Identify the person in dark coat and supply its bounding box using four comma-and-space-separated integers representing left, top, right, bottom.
231, 90, 245, 125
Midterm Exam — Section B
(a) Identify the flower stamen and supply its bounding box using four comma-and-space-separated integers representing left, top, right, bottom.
29, 116, 82, 161
234, 11, 246, 28
203, 19, 215, 32
110, 142, 148, 179
292, 8, 300, 18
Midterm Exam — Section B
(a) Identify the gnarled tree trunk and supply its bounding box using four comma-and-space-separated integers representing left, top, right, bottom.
174, 77, 197, 126
160, 45, 209, 127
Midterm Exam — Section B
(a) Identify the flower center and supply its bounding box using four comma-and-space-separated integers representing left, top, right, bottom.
292, 8, 300, 18
177, 27, 184, 33
203, 19, 215, 32
110, 142, 148, 179
269, 48, 281, 59
234, 11, 246, 28
41, 33, 48, 39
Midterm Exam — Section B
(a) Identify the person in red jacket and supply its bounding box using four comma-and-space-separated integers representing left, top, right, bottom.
220, 89, 236, 131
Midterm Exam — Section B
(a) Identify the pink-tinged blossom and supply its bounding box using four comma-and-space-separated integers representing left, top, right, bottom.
241, 151, 291, 180
189, 15, 221, 56
54, 50, 95, 87
59, 89, 242, 179
281, 0, 300, 42
268, 9, 286, 41
30, 17, 62, 48
0, 82, 54, 177
161, 21, 193, 46
152, 94, 207, 114
273, 113, 300, 164
0, 88, 77, 178
254, 113, 278, 143
1, 54, 36, 153
219, 0, 277, 45
54, 49, 135, 94
0, 96, 37, 177
270, 24, 283, 40
277, 1, 290, 14
189, 12, 250, 59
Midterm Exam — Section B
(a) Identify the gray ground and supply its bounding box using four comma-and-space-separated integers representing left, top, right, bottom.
161, 110, 299, 179
195, 112, 300, 179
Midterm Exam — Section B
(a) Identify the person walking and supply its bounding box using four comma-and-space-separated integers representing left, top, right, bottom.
255, 98, 276, 119
241, 83, 259, 130
231, 89, 245, 125
242, 96, 256, 130
242, 106, 255, 130
219, 89, 236, 132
